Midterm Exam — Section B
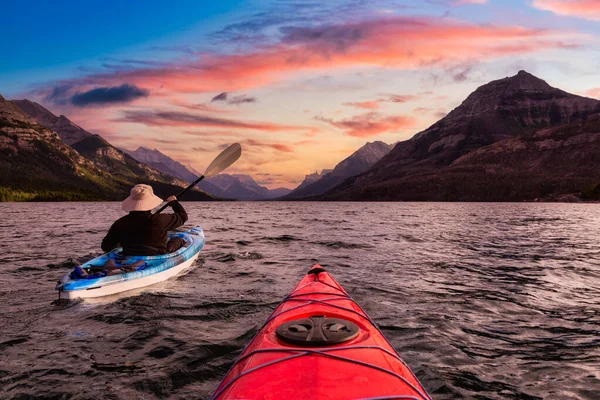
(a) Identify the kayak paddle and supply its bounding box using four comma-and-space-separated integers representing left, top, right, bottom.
154, 142, 242, 214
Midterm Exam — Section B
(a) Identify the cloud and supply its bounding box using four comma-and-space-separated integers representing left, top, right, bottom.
447, 62, 475, 82
382, 94, 419, 103
170, 99, 233, 113
71, 84, 149, 107
452, 0, 487, 5
317, 112, 418, 137
210, 0, 385, 45
211, 92, 257, 105
344, 94, 419, 109
211, 92, 228, 102
427, 0, 487, 5
584, 88, 600, 98
45, 84, 75, 105
115, 110, 314, 132
252, 172, 290, 187
245, 138, 294, 152
229, 94, 257, 105
36, 16, 576, 98
343, 101, 381, 109
414, 107, 433, 113
532, 0, 600, 21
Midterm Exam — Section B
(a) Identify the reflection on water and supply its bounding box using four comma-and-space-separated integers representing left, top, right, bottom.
0, 202, 599, 399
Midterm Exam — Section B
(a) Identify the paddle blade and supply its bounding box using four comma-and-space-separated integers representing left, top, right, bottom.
204, 143, 242, 177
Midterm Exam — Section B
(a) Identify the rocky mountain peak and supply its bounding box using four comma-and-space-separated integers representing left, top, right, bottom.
13, 100, 92, 145
424, 70, 599, 140
232, 174, 258, 186
13, 99, 54, 120
459, 70, 555, 111
355, 141, 392, 156
0, 93, 5, 101
135, 146, 157, 153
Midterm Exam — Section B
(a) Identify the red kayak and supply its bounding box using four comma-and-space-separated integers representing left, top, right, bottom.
211, 265, 431, 400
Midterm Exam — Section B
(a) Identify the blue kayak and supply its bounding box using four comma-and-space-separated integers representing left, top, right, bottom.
56, 226, 205, 299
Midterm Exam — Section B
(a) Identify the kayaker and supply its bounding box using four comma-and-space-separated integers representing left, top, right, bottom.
101, 184, 188, 257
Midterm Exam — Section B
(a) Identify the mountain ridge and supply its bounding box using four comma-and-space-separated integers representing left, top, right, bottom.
1, 96, 213, 201
124, 146, 291, 200
13, 99, 93, 145
319, 70, 600, 201
282, 141, 392, 199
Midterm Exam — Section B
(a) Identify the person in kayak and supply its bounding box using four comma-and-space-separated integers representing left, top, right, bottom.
73, 184, 188, 277
75, 184, 188, 276
102, 183, 188, 254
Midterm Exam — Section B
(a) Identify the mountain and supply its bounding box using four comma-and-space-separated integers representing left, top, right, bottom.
1, 95, 212, 201
205, 174, 291, 200
320, 71, 600, 201
122, 146, 229, 198
123, 146, 198, 182
13, 100, 212, 200
268, 187, 294, 198
288, 170, 333, 195
282, 141, 392, 199
13, 99, 92, 145
327, 116, 600, 201
122, 146, 288, 199
1, 95, 121, 200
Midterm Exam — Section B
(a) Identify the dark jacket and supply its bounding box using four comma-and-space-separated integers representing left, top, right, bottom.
101, 201, 188, 255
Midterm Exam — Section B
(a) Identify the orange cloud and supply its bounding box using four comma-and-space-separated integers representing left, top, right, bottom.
584, 88, 600, 98
533, 0, 600, 21
344, 101, 381, 109
40, 17, 575, 100
317, 112, 418, 137
246, 138, 294, 152
385, 95, 419, 103
413, 107, 433, 113
114, 110, 314, 132
344, 94, 419, 109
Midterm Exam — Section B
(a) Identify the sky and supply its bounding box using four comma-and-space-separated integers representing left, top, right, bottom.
1, 0, 600, 189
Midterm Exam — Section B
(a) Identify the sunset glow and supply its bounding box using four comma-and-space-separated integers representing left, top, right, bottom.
1, 0, 599, 188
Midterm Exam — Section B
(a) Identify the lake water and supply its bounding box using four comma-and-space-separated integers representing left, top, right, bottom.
0, 202, 599, 399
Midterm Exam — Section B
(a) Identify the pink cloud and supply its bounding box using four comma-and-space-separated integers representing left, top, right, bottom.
413, 107, 433, 113
114, 110, 315, 132
453, 0, 487, 5
38, 17, 575, 101
344, 94, 419, 109
385, 94, 419, 103
344, 101, 381, 109
584, 88, 600, 98
170, 99, 233, 113
317, 112, 418, 137
532, 0, 600, 21
246, 138, 294, 152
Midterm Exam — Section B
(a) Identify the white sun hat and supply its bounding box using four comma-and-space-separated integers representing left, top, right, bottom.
122, 184, 163, 212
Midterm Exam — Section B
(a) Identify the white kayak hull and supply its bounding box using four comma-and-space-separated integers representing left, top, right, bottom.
57, 226, 205, 299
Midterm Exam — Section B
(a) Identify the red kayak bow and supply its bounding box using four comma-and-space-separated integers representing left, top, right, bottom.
211, 265, 431, 400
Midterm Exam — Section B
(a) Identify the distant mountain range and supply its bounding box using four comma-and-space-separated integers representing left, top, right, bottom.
0, 96, 213, 201
206, 173, 291, 200
123, 146, 292, 200
319, 71, 600, 201
281, 141, 393, 199
3, 70, 600, 202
